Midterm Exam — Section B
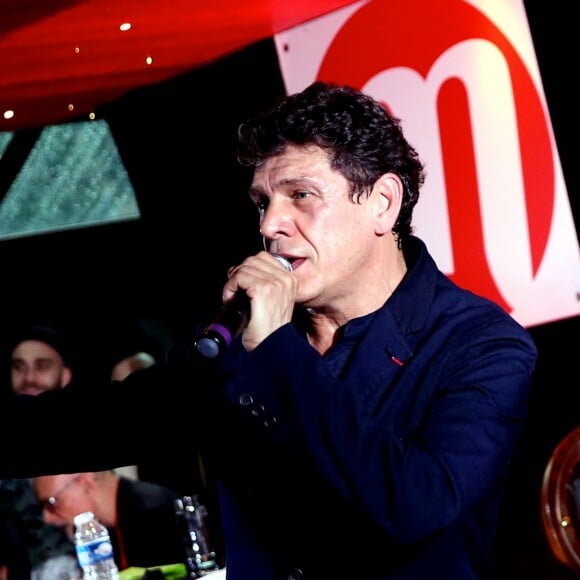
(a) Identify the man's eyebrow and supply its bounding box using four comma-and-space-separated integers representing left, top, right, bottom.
249, 176, 319, 196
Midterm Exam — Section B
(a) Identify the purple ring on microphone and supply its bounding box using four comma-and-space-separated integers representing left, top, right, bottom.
207, 323, 233, 346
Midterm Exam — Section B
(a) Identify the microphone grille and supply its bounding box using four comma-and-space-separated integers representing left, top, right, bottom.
271, 254, 293, 272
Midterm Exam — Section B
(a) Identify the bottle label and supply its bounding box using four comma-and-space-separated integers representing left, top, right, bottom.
76, 538, 115, 566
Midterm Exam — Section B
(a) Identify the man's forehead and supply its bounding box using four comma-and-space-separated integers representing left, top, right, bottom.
35, 474, 65, 492
12, 339, 63, 361
251, 145, 334, 190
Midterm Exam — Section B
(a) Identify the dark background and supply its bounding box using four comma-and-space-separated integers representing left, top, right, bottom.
0, 3, 577, 576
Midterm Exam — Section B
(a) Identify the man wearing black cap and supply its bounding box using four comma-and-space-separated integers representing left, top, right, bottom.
9, 324, 74, 396
0, 323, 80, 580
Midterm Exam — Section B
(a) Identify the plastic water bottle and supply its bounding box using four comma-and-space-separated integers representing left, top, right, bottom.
74, 511, 120, 580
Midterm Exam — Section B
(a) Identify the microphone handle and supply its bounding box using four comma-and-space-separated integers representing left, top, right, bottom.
194, 255, 292, 359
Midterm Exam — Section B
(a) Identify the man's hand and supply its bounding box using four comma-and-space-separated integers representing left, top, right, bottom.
223, 252, 296, 351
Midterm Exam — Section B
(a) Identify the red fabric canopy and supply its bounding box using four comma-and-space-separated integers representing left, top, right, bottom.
0, 0, 356, 131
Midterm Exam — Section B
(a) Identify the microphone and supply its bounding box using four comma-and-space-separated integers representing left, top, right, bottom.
194, 255, 292, 359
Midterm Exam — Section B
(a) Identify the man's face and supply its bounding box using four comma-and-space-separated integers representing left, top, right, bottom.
250, 144, 379, 312
11, 340, 71, 395
34, 474, 90, 539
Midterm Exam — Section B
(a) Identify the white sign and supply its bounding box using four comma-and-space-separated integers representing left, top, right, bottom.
274, 0, 580, 328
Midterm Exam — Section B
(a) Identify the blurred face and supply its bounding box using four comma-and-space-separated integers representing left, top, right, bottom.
251, 144, 380, 313
34, 474, 92, 539
11, 340, 72, 395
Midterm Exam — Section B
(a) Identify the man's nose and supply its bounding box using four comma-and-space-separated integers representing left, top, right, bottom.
260, 200, 293, 240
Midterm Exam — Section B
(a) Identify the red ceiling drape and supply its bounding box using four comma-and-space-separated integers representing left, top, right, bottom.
0, 0, 357, 131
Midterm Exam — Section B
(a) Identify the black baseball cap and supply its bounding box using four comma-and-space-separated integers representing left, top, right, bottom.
10, 323, 75, 368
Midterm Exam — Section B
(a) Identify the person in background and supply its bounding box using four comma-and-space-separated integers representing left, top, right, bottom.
110, 351, 156, 384
33, 471, 184, 571
110, 351, 157, 481
0, 82, 537, 579
0, 323, 80, 580
105, 321, 208, 497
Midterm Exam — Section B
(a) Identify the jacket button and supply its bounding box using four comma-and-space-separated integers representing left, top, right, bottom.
287, 569, 304, 580
239, 393, 254, 406
251, 403, 265, 416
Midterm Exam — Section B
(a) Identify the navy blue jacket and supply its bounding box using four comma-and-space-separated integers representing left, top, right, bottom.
200, 236, 537, 579
0, 237, 537, 580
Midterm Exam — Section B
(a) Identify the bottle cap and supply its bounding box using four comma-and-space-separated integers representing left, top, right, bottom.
73, 511, 95, 526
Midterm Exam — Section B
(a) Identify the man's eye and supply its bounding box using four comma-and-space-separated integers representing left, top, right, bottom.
294, 191, 310, 200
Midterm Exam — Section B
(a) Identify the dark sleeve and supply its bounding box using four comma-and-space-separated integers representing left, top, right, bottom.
118, 479, 185, 568
0, 343, 221, 478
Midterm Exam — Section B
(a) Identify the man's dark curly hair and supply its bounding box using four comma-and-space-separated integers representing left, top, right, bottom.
236, 81, 425, 239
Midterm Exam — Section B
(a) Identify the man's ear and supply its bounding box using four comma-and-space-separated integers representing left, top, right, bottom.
60, 366, 73, 388
78, 472, 97, 491
373, 172, 403, 235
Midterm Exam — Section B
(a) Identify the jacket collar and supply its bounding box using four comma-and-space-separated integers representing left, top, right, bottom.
339, 236, 439, 408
